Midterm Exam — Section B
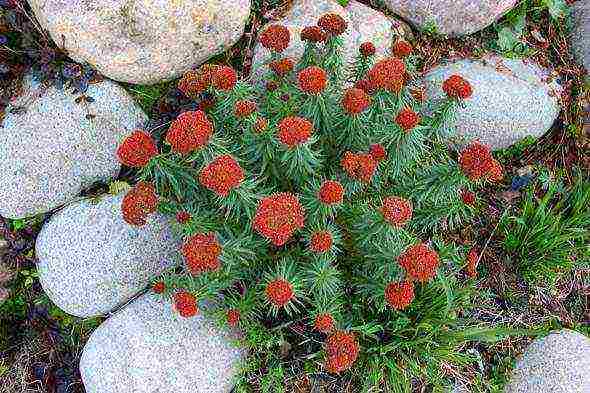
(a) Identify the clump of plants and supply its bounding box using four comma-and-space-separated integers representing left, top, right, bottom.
500, 170, 590, 286
116, 14, 509, 390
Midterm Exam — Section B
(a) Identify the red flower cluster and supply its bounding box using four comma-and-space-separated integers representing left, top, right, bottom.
392, 40, 413, 58
176, 211, 192, 224
367, 58, 406, 93
212, 65, 237, 91
325, 331, 359, 374
466, 247, 479, 278
269, 58, 294, 77
380, 196, 412, 228
341, 152, 377, 183
310, 231, 333, 253
265, 278, 294, 307
354, 78, 377, 95
341, 88, 371, 115
459, 142, 503, 182
259, 24, 290, 53
121, 182, 158, 226
301, 26, 327, 43
166, 111, 213, 155
460, 189, 476, 206
318, 180, 344, 205
278, 116, 313, 147
395, 108, 420, 131
385, 281, 414, 310
253, 193, 306, 246
443, 74, 473, 100
298, 66, 327, 94
318, 13, 348, 36
398, 243, 440, 283
177, 65, 217, 97
227, 308, 241, 327
254, 117, 268, 133
314, 313, 335, 333
369, 143, 387, 162
360, 41, 376, 56
117, 130, 158, 168
199, 155, 245, 197
174, 290, 198, 318
152, 281, 166, 294
182, 233, 222, 275
234, 100, 257, 118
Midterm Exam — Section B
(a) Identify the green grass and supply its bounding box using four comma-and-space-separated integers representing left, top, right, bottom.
500, 169, 590, 286
122, 81, 175, 115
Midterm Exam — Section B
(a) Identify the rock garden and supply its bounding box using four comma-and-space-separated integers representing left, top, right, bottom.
0, 1, 588, 392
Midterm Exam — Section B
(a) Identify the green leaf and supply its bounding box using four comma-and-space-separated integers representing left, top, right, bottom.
337, 0, 350, 5
542, 0, 567, 20
497, 27, 520, 52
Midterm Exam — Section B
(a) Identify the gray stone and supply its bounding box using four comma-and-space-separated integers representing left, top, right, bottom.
572, 1, 590, 71
80, 293, 245, 393
505, 329, 590, 393
36, 194, 181, 318
28, 0, 251, 84
422, 55, 561, 150
0, 76, 146, 219
383, 0, 517, 36
251, 0, 410, 82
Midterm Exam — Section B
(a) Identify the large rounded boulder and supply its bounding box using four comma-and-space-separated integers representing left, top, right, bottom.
0, 76, 146, 219
28, 0, 251, 84
36, 194, 181, 318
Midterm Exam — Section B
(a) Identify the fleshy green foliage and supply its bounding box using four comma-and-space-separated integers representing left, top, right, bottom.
124, 22, 507, 390
124, 81, 175, 115
500, 170, 590, 285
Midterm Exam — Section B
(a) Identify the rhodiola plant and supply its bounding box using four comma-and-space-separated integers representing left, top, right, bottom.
116, 12, 506, 388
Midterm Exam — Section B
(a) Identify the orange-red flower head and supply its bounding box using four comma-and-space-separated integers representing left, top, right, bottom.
443, 74, 473, 99
166, 111, 213, 155
199, 155, 245, 197
398, 243, 440, 283
121, 182, 158, 226
367, 58, 406, 93
278, 116, 313, 147
117, 130, 158, 168
227, 308, 241, 327
342, 88, 371, 115
269, 58, 295, 77
466, 247, 479, 278
461, 189, 476, 206
253, 193, 306, 246
318, 180, 344, 205
359, 41, 376, 57
459, 142, 503, 182
392, 40, 413, 58
369, 143, 387, 162
301, 26, 327, 43
380, 197, 412, 228
259, 24, 291, 53
325, 331, 359, 374
341, 152, 377, 183
395, 108, 420, 131
182, 233, 222, 275
310, 231, 333, 253
176, 211, 192, 224
314, 313, 335, 333
234, 100, 258, 118
298, 66, 327, 94
212, 65, 237, 91
318, 13, 348, 36
385, 281, 414, 310
254, 117, 268, 134
152, 281, 166, 294
174, 290, 198, 318
265, 278, 294, 307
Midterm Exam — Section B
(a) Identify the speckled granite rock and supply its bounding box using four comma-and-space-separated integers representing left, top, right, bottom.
504, 330, 590, 393
36, 194, 181, 318
0, 76, 146, 219
383, 0, 517, 36
422, 55, 561, 150
572, 1, 590, 71
80, 293, 245, 393
251, 0, 409, 82
28, 0, 251, 84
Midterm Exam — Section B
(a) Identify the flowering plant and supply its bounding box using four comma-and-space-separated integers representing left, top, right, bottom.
117, 13, 505, 386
